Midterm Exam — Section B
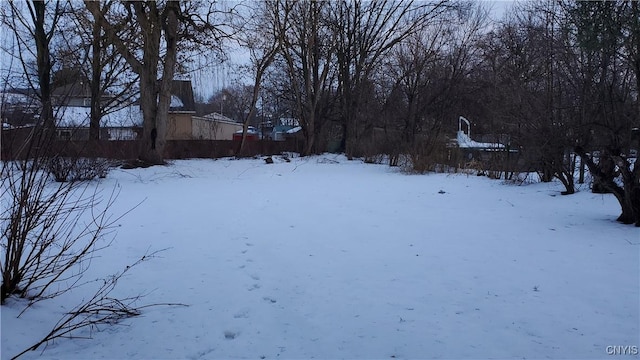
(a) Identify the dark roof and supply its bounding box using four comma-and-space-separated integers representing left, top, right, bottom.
6, 80, 196, 112
169, 80, 195, 113
5, 83, 90, 99
6, 87, 38, 97
52, 82, 91, 98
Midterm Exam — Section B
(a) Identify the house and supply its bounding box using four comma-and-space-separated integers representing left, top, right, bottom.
55, 105, 142, 141
261, 118, 301, 141
165, 79, 197, 140
54, 79, 197, 141
270, 125, 290, 141
232, 126, 259, 141
192, 112, 243, 140
52, 81, 92, 107
1, 88, 40, 127
1, 83, 140, 140
51, 76, 141, 141
3, 79, 201, 141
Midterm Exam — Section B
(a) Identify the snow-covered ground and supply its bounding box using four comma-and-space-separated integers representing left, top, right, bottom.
2, 154, 638, 359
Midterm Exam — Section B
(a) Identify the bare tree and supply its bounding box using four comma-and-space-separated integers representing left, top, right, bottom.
1, 151, 122, 304
477, 0, 638, 223
234, 0, 284, 157
85, 1, 180, 164
382, 28, 446, 169
566, 0, 639, 225
1, 0, 67, 131
472, 1, 579, 190
272, 0, 336, 156
331, 0, 450, 159
51, 1, 139, 141
73, 2, 138, 140
86, 0, 232, 164
512, 1, 577, 193
378, 2, 488, 171
0, 3, 186, 357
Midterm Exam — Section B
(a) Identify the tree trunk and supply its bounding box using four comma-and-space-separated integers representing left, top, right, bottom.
302, 117, 315, 157
133, 1, 179, 164
236, 125, 249, 158
89, 11, 102, 141
32, 1, 55, 131
151, 0, 180, 163
138, 73, 162, 164
237, 49, 277, 158
556, 171, 575, 195
576, 147, 640, 225
614, 155, 640, 226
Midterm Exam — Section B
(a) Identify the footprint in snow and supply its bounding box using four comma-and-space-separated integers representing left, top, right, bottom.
233, 309, 250, 319
224, 330, 238, 340
248, 284, 261, 291
188, 348, 215, 360
263, 297, 277, 304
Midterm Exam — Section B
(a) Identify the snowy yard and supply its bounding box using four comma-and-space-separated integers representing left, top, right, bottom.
2, 154, 638, 359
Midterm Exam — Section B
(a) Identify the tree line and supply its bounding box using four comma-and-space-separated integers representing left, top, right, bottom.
1, 0, 638, 224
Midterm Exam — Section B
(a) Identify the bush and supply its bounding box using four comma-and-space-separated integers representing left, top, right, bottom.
47, 156, 113, 182
403, 137, 449, 174
1, 136, 177, 358
1, 156, 119, 304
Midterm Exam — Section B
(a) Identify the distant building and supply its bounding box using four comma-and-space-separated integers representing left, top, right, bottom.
51, 80, 111, 107
164, 79, 197, 140
55, 105, 142, 141
232, 126, 259, 141
2, 80, 255, 142
259, 117, 301, 141
1, 88, 40, 128
192, 113, 243, 140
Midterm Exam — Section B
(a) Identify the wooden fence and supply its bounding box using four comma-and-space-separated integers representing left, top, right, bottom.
1, 128, 304, 160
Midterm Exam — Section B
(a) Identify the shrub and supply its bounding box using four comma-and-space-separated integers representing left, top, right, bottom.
47, 156, 113, 182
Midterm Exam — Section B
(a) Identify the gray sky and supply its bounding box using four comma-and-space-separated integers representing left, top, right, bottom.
0, 1, 516, 102
190, 0, 517, 101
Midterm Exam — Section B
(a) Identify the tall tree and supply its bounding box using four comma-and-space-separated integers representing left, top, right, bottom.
378, 2, 488, 170
234, 0, 285, 157
517, 0, 577, 193
85, 0, 179, 164
567, 0, 639, 225
331, 0, 449, 158
2, 1, 65, 131
474, 1, 580, 191
86, 0, 230, 164
273, 0, 336, 156
56, 1, 138, 141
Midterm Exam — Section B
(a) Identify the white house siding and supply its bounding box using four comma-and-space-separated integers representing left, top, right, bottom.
107, 128, 138, 140
55, 105, 142, 128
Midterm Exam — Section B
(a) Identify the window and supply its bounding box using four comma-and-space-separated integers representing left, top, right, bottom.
58, 130, 72, 140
